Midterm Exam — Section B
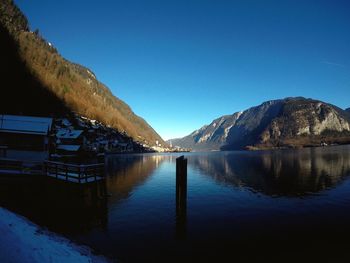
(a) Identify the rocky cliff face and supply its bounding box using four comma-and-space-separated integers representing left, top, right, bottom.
170, 97, 350, 151
171, 113, 243, 151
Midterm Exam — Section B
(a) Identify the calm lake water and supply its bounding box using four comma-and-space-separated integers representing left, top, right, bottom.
1, 145, 350, 262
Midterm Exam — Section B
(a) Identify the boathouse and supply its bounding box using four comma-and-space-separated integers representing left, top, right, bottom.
0, 115, 53, 161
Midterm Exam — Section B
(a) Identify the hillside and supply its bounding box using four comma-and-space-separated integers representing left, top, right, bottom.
0, 8, 68, 116
0, 0, 165, 147
170, 97, 350, 151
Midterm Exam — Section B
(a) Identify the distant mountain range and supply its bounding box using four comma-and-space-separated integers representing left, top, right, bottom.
0, 0, 164, 147
169, 97, 350, 151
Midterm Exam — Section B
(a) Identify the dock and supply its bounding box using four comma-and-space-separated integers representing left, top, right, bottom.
0, 158, 105, 184
45, 161, 105, 183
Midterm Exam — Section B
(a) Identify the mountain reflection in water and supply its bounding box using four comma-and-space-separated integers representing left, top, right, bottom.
189, 147, 350, 197
105, 154, 171, 202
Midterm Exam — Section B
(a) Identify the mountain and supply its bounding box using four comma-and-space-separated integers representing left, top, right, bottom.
0, 1, 69, 117
0, 22, 69, 117
170, 97, 350, 151
346, 108, 350, 113
0, 0, 164, 147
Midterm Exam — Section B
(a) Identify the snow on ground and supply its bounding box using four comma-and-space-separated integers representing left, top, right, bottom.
0, 207, 112, 263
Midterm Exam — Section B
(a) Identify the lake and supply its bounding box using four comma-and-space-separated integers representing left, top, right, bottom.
1, 145, 350, 262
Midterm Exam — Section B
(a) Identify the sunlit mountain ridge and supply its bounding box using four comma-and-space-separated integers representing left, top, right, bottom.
0, 0, 165, 147
170, 97, 350, 151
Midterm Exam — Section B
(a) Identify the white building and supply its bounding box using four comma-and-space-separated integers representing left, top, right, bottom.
55, 129, 85, 155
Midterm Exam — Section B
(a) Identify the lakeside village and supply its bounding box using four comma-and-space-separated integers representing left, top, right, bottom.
0, 114, 189, 166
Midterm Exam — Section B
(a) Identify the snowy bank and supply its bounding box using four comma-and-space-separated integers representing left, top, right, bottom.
0, 207, 111, 263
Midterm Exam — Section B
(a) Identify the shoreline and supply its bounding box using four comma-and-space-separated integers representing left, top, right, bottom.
0, 207, 112, 263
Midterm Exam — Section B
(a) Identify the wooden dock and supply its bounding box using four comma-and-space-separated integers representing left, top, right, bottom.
44, 161, 105, 183
0, 158, 105, 184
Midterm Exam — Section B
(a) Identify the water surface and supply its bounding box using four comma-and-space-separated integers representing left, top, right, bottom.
1, 145, 350, 262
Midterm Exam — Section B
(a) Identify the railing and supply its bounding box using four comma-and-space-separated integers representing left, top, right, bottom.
44, 161, 105, 183
0, 158, 105, 183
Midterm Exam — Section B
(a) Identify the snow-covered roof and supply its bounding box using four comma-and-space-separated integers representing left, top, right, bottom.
56, 129, 83, 139
56, 145, 81, 152
0, 115, 52, 135
61, 119, 72, 127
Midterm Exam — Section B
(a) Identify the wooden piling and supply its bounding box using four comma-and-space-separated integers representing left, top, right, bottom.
176, 155, 187, 239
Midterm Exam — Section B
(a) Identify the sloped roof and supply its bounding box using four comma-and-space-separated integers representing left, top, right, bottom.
56, 129, 83, 139
0, 115, 52, 135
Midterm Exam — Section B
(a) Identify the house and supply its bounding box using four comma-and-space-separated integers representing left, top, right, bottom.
0, 115, 53, 161
56, 129, 85, 145
55, 129, 87, 156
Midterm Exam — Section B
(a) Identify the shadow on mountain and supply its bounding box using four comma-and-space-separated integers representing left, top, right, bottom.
0, 23, 69, 116
222, 100, 284, 150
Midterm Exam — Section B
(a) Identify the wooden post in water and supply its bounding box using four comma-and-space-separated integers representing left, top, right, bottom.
176, 155, 187, 239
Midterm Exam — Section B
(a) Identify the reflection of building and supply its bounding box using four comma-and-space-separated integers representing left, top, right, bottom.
0, 115, 52, 161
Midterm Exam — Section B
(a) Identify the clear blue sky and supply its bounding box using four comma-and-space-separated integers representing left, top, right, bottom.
16, 0, 350, 140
